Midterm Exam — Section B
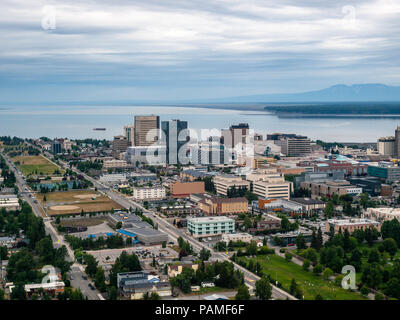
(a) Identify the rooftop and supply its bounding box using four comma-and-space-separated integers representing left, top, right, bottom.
327, 218, 380, 226
188, 216, 235, 224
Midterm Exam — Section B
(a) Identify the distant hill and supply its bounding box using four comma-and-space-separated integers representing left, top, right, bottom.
218, 84, 400, 103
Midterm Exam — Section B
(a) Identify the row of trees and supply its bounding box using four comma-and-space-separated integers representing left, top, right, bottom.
0, 154, 16, 188
65, 234, 127, 251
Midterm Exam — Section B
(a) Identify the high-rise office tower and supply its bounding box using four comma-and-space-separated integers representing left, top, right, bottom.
124, 124, 135, 146
395, 126, 400, 156
221, 123, 250, 164
112, 135, 129, 157
221, 123, 250, 148
134, 115, 160, 146
161, 119, 189, 164
275, 135, 311, 156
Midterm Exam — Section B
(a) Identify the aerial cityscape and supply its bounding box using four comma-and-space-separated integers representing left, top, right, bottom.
1, 0, 400, 313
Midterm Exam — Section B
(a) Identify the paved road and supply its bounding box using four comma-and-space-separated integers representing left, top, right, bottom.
69, 265, 100, 300
0, 151, 101, 300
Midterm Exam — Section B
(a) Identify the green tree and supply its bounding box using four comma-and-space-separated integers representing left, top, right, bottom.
255, 276, 272, 300
385, 277, 400, 299
84, 254, 98, 277
368, 248, 380, 264
295, 234, 307, 250
289, 278, 297, 296
108, 286, 118, 300
324, 201, 334, 218
235, 284, 250, 300
199, 248, 211, 261
95, 267, 107, 292
322, 268, 333, 280
313, 264, 323, 275
10, 283, 26, 300
302, 259, 310, 271
382, 238, 397, 259
360, 285, 369, 296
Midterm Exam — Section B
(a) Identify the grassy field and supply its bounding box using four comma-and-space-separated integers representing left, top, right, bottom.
237, 254, 366, 300
36, 190, 123, 215
12, 155, 63, 176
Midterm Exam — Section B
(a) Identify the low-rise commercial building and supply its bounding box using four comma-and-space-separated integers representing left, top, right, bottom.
23, 282, 65, 297
187, 216, 235, 238
301, 180, 362, 198
198, 197, 248, 215
363, 207, 400, 223
0, 195, 20, 211
213, 175, 251, 196
168, 263, 203, 278
117, 271, 171, 300
108, 212, 168, 245
368, 162, 400, 182
180, 169, 216, 181
347, 177, 382, 196
290, 198, 326, 213
326, 218, 381, 234
103, 159, 128, 169
221, 233, 252, 244
99, 173, 127, 184
125, 145, 166, 165
273, 230, 313, 246
170, 181, 205, 198
132, 186, 166, 200
294, 171, 345, 188
252, 176, 292, 200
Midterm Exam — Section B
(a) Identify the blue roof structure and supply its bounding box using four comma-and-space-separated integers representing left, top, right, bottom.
117, 229, 137, 238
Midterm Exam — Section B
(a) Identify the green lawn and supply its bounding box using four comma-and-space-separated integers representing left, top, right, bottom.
237, 254, 367, 300
12, 155, 63, 176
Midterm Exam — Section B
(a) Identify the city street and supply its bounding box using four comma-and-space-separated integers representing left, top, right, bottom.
0, 151, 102, 300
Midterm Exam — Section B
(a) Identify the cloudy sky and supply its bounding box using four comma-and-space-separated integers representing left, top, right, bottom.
1, 0, 400, 103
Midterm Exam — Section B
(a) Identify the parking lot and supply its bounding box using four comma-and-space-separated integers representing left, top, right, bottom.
72, 222, 115, 239
86, 246, 179, 270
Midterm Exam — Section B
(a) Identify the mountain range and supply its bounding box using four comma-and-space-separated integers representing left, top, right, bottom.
217, 83, 400, 103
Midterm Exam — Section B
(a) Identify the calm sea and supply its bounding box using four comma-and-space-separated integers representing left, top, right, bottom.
0, 104, 399, 142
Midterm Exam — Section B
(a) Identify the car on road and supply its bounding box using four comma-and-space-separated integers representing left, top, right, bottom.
88, 283, 95, 290
70, 275, 74, 280
82, 274, 88, 280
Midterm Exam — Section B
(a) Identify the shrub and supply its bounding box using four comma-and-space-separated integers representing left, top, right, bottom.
375, 293, 385, 300
360, 285, 369, 296
334, 274, 344, 287
302, 259, 310, 271
313, 264, 323, 275
285, 252, 293, 262
322, 268, 333, 280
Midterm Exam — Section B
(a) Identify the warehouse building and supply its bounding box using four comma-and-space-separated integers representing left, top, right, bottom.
109, 212, 168, 245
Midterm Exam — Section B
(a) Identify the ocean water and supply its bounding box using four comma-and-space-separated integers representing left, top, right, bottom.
0, 104, 399, 142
